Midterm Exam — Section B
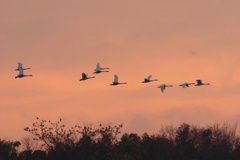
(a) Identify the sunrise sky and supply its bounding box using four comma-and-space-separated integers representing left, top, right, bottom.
1, 0, 240, 140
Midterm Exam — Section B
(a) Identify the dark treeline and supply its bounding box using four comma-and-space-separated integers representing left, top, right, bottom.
1, 118, 240, 160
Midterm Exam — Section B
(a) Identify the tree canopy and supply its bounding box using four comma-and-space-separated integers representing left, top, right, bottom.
1, 118, 240, 160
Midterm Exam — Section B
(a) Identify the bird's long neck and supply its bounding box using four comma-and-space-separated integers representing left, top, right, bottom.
15, 67, 30, 71
203, 83, 210, 85
93, 70, 109, 74
101, 67, 109, 70
119, 82, 127, 84
88, 76, 95, 79
151, 79, 158, 81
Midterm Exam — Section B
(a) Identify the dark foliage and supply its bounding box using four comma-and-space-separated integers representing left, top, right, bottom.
0, 139, 20, 160
1, 118, 240, 160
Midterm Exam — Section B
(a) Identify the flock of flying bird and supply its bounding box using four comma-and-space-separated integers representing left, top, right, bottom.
15, 62, 210, 93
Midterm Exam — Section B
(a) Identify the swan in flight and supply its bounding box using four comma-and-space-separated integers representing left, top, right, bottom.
110, 74, 127, 86
15, 68, 32, 78
15, 62, 31, 71
142, 75, 158, 83
93, 63, 109, 74
158, 84, 173, 92
179, 82, 195, 88
195, 80, 210, 86
79, 73, 95, 81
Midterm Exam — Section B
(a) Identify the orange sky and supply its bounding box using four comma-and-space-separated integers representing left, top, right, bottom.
1, 0, 240, 140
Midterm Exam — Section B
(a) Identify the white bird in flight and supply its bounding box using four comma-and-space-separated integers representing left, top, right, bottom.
179, 82, 195, 88
142, 75, 158, 83
195, 79, 210, 86
93, 63, 109, 74
15, 62, 32, 78
79, 73, 95, 81
158, 84, 173, 92
110, 74, 127, 86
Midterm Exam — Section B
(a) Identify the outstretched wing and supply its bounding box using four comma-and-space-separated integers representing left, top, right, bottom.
82, 73, 87, 79
161, 85, 165, 92
114, 74, 118, 83
96, 63, 101, 71
161, 88, 164, 92
19, 68, 24, 75
17, 62, 23, 70
158, 84, 165, 92
196, 79, 202, 85
180, 83, 187, 88
147, 75, 152, 80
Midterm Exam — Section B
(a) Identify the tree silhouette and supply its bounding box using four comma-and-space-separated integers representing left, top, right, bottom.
24, 117, 123, 160
116, 133, 143, 160
175, 123, 197, 159
21, 135, 43, 151
142, 133, 175, 160
0, 139, 20, 160
1, 118, 236, 160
